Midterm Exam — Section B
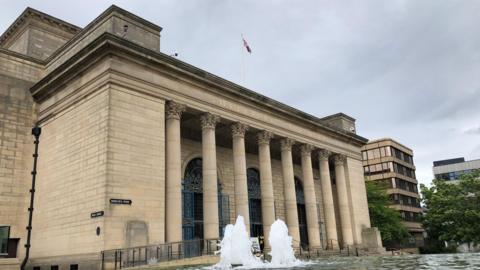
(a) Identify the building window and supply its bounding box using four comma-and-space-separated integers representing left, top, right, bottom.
0, 226, 9, 255
70, 264, 79, 270
51, 266, 59, 270
362, 151, 367, 160
33, 267, 41, 270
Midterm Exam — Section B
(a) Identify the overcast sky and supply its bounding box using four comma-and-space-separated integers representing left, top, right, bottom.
2, 0, 479, 186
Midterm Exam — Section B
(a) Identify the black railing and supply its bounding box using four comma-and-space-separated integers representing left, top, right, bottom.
101, 238, 219, 270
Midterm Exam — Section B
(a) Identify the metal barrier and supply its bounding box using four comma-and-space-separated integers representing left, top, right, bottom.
101, 238, 219, 270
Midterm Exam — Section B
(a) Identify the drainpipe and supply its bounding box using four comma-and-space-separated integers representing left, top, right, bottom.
21, 125, 41, 270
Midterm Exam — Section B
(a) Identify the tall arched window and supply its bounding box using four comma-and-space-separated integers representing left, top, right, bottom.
182, 158, 230, 242
295, 177, 309, 248
247, 168, 263, 237
183, 158, 204, 241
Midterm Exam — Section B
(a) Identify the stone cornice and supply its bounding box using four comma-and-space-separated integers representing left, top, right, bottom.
29, 32, 368, 147
0, 7, 81, 47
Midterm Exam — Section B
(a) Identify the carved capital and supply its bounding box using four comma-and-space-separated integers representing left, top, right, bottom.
200, 113, 220, 130
280, 138, 295, 152
231, 122, 249, 138
333, 154, 346, 167
318, 149, 331, 161
300, 144, 315, 157
257, 131, 274, 145
166, 101, 186, 120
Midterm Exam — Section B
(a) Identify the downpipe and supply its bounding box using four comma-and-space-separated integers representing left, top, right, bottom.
20, 125, 41, 270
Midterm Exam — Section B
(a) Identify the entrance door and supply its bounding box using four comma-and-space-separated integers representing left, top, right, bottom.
182, 158, 230, 242
247, 168, 263, 238
295, 178, 309, 249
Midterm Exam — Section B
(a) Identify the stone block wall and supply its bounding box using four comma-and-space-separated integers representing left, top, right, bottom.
103, 87, 166, 249
32, 89, 109, 258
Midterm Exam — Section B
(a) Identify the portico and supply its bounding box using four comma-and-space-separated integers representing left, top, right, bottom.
165, 101, 365, 250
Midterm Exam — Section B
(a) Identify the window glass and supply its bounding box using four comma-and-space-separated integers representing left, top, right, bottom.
367, 150, 374, 159
362, 151, 367, 160
373, 149, 380, 159
385, 146, 391, 156
0, 226, 9, 254
380, 147, 386, 157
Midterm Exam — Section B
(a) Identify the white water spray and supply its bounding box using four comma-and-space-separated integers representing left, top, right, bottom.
268, 219, 299, 266
215, 216, 262, 268
214, 216, 304, 269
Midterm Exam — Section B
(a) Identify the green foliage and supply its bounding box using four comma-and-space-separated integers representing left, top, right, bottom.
366, 180, 409, 244
421, 170, 480, 246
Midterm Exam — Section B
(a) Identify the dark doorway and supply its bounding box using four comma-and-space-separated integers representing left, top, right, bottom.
182, 158, 230, 242
247, 168, 263, 238
295, 177, 309, 249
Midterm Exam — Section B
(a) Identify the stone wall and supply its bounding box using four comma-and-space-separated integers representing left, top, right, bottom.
0, 51, 42, 259
32, 89, 109, 258
103, 87, 166, 250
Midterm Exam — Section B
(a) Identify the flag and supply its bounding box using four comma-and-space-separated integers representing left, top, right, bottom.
242, 36, 252, 53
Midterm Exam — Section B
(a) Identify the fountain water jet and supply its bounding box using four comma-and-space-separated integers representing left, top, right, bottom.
215, 216, 262, 268
214, 216, 304, 269
268, 219, 300, 267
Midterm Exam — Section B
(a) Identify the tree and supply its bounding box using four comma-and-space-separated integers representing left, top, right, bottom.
421, 170, 480, 249
366, 180, 409, 245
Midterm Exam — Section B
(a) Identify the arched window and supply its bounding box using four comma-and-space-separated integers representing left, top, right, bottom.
182, 158, 230, 242
247, 168, 263, 238
295, 177, 309, 248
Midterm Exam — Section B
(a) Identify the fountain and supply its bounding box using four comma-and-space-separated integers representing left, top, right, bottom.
214, 216, 304, 269
268, 219, 299, 267
215, 216, 263, 268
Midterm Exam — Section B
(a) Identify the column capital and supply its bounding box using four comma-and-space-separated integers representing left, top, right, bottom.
231, 122, 249, 138
300, 144, 315, 157
257, 130, 274, 145
318, 149, 332, 161
333, 154, 346, 167
166, 101, 186, 120
280, 138, 295, 152
200, 113, 220, 130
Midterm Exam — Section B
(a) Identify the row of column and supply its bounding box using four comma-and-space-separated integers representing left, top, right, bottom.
165, 101, 354, 249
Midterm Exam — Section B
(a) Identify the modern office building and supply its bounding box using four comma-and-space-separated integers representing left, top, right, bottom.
433, 157, 480, 183
0, 6, 382, 270
361, 138, 424, 247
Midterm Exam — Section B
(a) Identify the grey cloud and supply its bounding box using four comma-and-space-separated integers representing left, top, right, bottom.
1, 0, 480, 185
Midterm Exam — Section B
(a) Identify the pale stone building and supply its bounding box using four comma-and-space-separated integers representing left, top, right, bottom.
0, 6, 378, 270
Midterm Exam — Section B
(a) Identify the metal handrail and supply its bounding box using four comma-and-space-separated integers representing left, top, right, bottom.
101, 238, 219, 270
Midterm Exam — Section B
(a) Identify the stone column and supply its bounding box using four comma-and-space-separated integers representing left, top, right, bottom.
280, 138, 300, 246
165, 101, 186, 243
200, 113, 221, 239
257, 131, 276, 244
318, 150, 338, 249
300, 144, 321, 249
334, 154, 354, 247
232, 122, 250, 230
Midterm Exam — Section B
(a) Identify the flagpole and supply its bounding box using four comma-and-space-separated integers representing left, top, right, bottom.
241, 34, 247, 85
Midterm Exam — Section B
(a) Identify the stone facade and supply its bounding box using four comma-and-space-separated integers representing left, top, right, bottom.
0, 5, 377, 270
